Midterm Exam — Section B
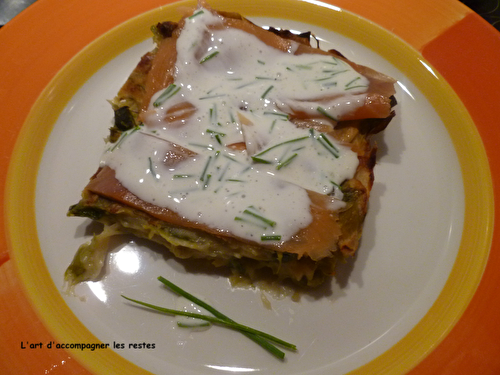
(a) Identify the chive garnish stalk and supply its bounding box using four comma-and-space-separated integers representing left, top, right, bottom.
203, 174, 212, 190
121, 276, 297, 360
345, 76, 361, 88
276, 153, 298, 170
261, 235, 282, 241
251, 156, 273, 164
261, 85, 274, 99
199, 94, 226, 100
217, 162, 230, 181
269, 119, 277, 133
200, 156, 212, 182
316, 106, 338, 122
263, 111, 289, 120
153, 84, 181, 107
316, 133, 340, 158
200, 51, 219, 64
206, 129, 226, 145
189, 10, 204, 19
110, 125, 141, 151
252, 136, 309, 159
242, 207, 276, 227
148, 157, 159, 180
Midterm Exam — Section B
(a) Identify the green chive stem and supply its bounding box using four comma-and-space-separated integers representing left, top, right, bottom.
121, 294, 295, 353
148, 157, 159, 180
155, 276, 296, 358
200, 156, 212, 181
261, 235, 282, 241
317, 137, 339, 158
318, 133, 339, 152
251, 156, 273, 164
261, 85, 274, 99
189, 10, 204, 19
200, 51, 219, 64
276, 153, 298, 170
316, 106, 338, 122
253, 136, 309, 157
153, 84, 180, 107
110, 126, 141, 151
345, 76, 361, 87
243, 208, 276, 227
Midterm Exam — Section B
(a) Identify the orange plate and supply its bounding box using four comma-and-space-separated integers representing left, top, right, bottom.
1, 0, 499, 374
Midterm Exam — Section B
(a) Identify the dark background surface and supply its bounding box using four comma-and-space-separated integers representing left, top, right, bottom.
1, 0, 500, 30
460, 0, 500, 29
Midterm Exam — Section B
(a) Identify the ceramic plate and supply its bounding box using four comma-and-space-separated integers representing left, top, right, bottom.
1, 0, 499, 374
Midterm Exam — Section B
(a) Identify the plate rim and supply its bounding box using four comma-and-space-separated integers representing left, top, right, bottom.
0, 0, 491, 375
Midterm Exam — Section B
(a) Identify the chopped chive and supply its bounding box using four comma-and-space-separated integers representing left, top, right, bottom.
148, 157, 159, 180
316, 106, 338, 122
318, 133, 339, 152
251, 156, 273, 164
269, 119, 277, 133
323, 82, 338, 87
189, 10, 204, 19
236, 81, 259, 89
199, 94, 226, 100
330, 180, 341, 189
257, 60, 265, 65
261, 85, 274, 99
206, 129, 226, 137
345, 76, 361, 88
222, 153, 240, 163
276, 153, 298, 170
330, 69, 349, 76
229, 111, 236, 123
200, 51, 219, 64
209, 104, 218, 125
317, 137, 339, 158
226, 179, 245, 182
200, 156, 212, 181
256, 76, 275, 80
261, 235, 282, 241
263, 111, 289, 120
253, 136, 309, 157
217, 162, 230, 181
322, 57, 339, 65
314, 76, 335, 82
110, 125, 141, 151
203, 174, 212, 190
153, 84, 181, 107
173, 174, 194, 179
294, 64, 313, 70
243, 208, 276, 227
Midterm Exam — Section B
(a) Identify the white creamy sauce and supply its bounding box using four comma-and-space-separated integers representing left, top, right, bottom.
101, 9, 366, 244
